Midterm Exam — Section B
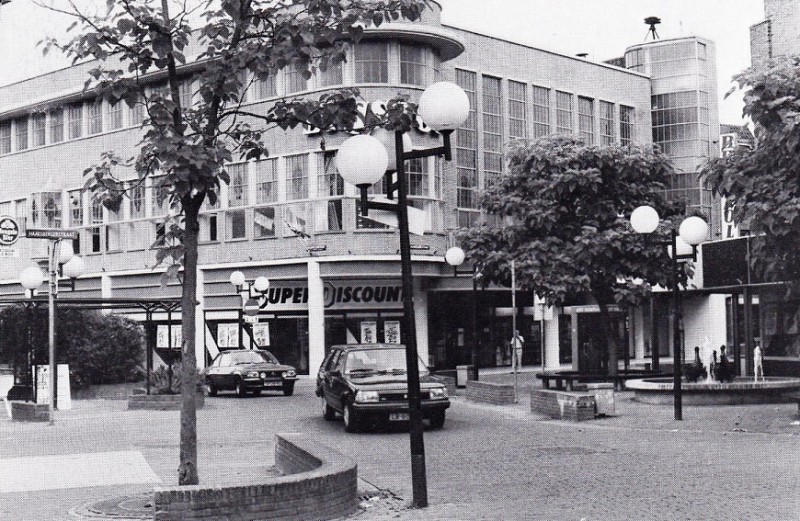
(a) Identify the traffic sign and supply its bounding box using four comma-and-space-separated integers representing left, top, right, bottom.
25, 228, 79, 240
0, 215, 20, 246
243, 298, 261, 316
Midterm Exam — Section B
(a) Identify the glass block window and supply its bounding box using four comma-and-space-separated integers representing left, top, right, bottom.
455, 69, 478, 210
227, 163, 248, 207
400, 45, 426, 86
108, 100, 124, 130
482, 75, 503, 186
620, 105, 635, 145
67, 103, 83, 139
318, 152, 344, 197
68, 189, 83, 227
88, 100, 103, 135
508, 80, 528, 141
599, 101, 615, 145
130, 182, 146, 219
50, 109, 64, 143
130, 95, 145, 126
254, 206, 277, 237
354, 42, 388, 83
15, 118, 28, 151
283, 67, 307, 94
406, 158, 428, 197
318, 62, 343, 87
15, 199, 26, 220
555, 91, 573, 134
31, 191, 62, 228
226, 209, 246, 239
253, 75, 277, 99
532, 85, 550, 137
0, 121, 11, 154
32, 114, 46, 147
254, 158, 278, 204
178, 79, 193, 107
152, 178, 170, 216
578, 96, 595, 144
286, 154, 309, 200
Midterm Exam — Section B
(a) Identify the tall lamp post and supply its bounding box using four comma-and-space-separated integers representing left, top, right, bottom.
630, 205, 708, 421
335, 81, 470, 508
229, 270, 270, 349
444, 246, 481, 381
19, 240, 84, 424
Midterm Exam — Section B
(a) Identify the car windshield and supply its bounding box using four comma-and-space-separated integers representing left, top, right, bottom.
229, 351, 277, 365
344, 348, 427, 376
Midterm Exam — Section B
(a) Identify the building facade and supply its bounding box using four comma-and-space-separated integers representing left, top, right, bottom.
751, 0, 800, 69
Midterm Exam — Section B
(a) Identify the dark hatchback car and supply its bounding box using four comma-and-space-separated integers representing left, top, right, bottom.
205, 349, 298, 397
316, 344, 450, 432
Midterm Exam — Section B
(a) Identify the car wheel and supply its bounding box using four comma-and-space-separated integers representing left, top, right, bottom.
343, 404, 361, 433
251, 389, 262, 397
429, 411, 445, 429
282, 382, 295, 396
235, 379, 247, 398
322, 396, 336, 421
205, 380, 217, 397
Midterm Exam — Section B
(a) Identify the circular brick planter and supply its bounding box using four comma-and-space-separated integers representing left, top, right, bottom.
127, 389, 205, 410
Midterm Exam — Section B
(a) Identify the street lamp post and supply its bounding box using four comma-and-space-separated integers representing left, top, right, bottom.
229, 271, 270, 350
630, 205, 708, 421
335, 81, 470, 509
444, 246, 481, 381
19, 240, 84, 424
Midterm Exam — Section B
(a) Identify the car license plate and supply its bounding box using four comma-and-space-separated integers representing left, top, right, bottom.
389, 413, 409, 421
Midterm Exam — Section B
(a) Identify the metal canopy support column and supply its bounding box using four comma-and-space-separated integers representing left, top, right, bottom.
146, 308, 153, 395
731, 293, 741, 376
743, 287, 754, 376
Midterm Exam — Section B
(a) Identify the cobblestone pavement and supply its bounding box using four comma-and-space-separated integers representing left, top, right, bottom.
2, 373, 799, 521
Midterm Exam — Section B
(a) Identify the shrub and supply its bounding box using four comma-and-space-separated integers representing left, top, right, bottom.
150, 362, 203, 395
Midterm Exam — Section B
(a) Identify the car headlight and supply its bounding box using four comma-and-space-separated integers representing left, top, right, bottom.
282, 370, 296, 378
429, 387, 448, 400
354, 390, 380, 403
246, 371, 259, 378
260, 372, 267, 379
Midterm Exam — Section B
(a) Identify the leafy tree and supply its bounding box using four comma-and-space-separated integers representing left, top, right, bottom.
702, 56, 800, 284
42, 0, 428, 485
457, 136, 685, 375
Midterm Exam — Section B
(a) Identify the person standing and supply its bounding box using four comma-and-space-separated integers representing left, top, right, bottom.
510, 330, 525, 370
754, 342, 764, 382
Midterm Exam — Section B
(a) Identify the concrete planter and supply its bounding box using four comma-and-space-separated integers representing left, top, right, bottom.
10, 401, 50, 422
127, 388, 205, 410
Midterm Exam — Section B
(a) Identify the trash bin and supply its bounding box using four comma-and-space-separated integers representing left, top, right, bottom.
456, 365, 474, 387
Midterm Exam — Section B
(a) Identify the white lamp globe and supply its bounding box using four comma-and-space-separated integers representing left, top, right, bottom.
58, 240, 74, 264
336, 135, 389, 187
253, 276, 270, 293
673, 236, 694, 257
679, 216, 709, 246
445, 246, 466, 267
229, 270, 246, 288
62, 255, 85, 279
630, 205, 660, 234
20, 266, 44, 290
371, 127, 413, 171
417, 81, 470, 131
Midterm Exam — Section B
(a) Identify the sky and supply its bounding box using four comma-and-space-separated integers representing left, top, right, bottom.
0, 0, 766, 124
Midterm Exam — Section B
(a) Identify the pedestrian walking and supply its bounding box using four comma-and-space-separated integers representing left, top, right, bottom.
510, 330, 525, 370
754, 342, 764, 382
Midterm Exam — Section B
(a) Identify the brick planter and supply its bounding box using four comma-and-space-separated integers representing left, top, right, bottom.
465, 380, 515, 405
531, 389, 596, 421
127, 390, 204, 410
10, 401, 50, 422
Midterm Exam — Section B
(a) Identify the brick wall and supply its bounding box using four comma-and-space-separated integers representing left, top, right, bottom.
153, 433, 357, 521
531, 389, 596, 421
10, 401, 49, 422
465, 380, 515, 405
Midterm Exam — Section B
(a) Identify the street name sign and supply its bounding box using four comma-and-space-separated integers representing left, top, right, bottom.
25, 228, 79, 240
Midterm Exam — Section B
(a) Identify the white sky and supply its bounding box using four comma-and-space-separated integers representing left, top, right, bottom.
0, 0, 766, 123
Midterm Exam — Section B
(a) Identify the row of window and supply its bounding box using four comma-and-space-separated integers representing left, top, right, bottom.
626, 40, 707, 71
452, 68, 636, 226
0, 42, 441, 156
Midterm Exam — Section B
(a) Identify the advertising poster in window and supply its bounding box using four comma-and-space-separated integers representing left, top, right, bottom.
157, 325, 182, 348
360, 321, 377, 344
217, 323, 239, 348
384, 321, 401, 344
253, 324, 270, 347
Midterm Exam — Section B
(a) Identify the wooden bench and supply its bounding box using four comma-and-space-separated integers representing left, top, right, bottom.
536, 371, 667, 391
531, 389, 596, 421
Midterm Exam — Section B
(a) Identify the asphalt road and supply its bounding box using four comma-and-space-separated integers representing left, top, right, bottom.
1, 377, 799, 520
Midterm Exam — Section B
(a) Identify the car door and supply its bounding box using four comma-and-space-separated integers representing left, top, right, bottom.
322, 350, 345, 412
327, 350, 349, 413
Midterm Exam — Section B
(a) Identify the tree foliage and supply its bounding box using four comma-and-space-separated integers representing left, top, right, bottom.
457, 136, 685, 373
41, 0, 430, 485
702, 56, 800, 283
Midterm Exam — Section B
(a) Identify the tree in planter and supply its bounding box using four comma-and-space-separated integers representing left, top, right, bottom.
702, 56, 800, 285
0, 305, 144, 388
457, 136, 686, 376
43, 0, 428, 485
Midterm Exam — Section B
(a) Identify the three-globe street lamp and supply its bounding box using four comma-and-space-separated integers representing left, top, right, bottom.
19, 240, 84, 423
444, 246, 482, 382
335, 81, 470, 509
229, 270, 270, 349
630, 205, 708, 421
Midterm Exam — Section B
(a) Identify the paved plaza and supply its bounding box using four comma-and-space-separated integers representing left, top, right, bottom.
1, 372, 799, 520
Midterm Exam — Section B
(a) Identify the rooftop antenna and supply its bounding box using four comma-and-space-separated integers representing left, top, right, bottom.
644, 16, 661, 41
